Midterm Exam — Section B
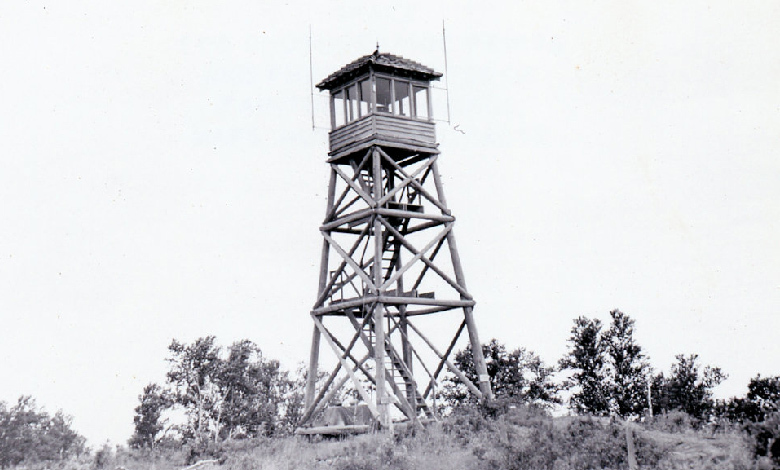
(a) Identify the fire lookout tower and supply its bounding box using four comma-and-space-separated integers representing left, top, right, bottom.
299, 50, 493, 433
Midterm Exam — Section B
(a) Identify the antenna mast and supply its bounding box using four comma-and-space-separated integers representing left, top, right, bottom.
309, 25, 315, 131
442, 20, 451, 125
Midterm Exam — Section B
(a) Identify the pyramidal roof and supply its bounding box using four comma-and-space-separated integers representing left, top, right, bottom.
316, 50, 442, 91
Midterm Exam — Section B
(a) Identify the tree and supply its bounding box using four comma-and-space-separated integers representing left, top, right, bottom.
559, 316, 611, 416
129, 383, 172, 449
166, 336, 223, 443
163, 337, 297, 443
652, 354, 726, 421
717, 375, 780, 425
746, 375, 780, 421
277, 365, 308, 435
560, 310, 652, 418
0, 396, 85, 468
444, 339, 559, 409
41, 411, 85, 460
213, 340, 290, 438
603, 309, 650, 417
714, 375, 780, 460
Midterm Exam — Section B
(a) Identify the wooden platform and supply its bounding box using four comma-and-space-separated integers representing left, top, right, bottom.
295, 419, 431, 437
295, 424, 371, 436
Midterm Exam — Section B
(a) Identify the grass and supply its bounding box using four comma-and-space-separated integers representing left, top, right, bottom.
21, 408, 760, 470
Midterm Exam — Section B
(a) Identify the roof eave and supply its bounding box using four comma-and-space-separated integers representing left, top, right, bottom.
316, 67, 442, 91
316, 53, 442, 91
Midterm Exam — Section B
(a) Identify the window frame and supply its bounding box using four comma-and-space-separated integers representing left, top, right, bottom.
330, 73, 433, 129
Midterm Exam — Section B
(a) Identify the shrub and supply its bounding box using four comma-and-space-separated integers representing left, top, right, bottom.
494, 416, 629, 470
646, 411, 696, 433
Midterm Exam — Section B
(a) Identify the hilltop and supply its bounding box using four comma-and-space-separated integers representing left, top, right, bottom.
38, 407, 769, 470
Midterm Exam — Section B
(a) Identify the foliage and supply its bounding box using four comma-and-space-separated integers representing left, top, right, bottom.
276, 365, 307, 435
651, 354, 726, 422
496, 416, 630, 470
740, 376, 780, 462
714, 375, 777, 425
714, 375, 780, 462
438, 404, 754, 470
129, 383, 172, 449
559, 310, 651, 418
645, 410, 696, 434
212, 339, 290, 439
0, 396, 86, 468
9, 408, 751, 470
443, 405, 665, 470
603, 309, 651, 417
443, 339, 559, 410
93, 443, 114, 469
146, 336, 305, 454
166, 336, 223, 443
559, 316, 611, 416
746, 375, 780, 422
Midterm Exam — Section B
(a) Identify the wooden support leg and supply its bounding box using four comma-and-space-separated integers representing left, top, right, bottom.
304, 324, 321, 411
431, 160, 493, 401
372, 146, 390, 428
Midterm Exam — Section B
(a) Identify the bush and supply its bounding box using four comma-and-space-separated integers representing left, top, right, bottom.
93, 443, 114, 469
491, 415, 629, 470
646, 411, 696, 433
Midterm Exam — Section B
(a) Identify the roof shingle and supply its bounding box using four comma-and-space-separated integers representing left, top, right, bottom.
316, 51, 442, 91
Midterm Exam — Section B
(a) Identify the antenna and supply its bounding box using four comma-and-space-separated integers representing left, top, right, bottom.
442, 20, 451, 125
309, 25, 315, 131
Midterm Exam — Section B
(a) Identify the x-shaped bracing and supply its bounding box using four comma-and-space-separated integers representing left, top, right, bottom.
302, 308, 483, 424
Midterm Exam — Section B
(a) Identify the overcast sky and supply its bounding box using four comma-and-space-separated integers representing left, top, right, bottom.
1, 1, 778, 445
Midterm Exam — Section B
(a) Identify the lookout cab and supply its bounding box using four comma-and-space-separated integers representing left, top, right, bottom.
316, 50, 441, 164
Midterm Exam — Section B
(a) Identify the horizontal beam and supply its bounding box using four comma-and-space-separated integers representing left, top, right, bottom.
375, 208, 454, 223
313, 297, 375, 316
378, 296, 475, 308
404, 219, 446, 234
296, 424, 370, 436
327, 139, 438, 163
404, 305, 458, 316
312, 296, 475, 316
320, 208, 372, 232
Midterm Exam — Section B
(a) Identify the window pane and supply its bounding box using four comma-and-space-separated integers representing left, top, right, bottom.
394, 80, 410, 117
345, 84, 358, 122
333, 89, 346, 127
413, 86, 429, 119
376, 77, 392, 114
359, 79, 372, 116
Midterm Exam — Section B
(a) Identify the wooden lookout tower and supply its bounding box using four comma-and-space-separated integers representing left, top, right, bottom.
299, 50, 493, 434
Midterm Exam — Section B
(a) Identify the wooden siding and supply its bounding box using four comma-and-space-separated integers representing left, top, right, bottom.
330, 115, 374, 151
329, 114, 436, 156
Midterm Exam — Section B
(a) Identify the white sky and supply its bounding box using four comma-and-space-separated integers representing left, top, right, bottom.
1, 1, 778, 445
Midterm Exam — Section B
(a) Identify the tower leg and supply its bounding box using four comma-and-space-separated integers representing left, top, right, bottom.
401, 309, 416, 412
432, 161, 493, 401
372, 147, 391, 427
305, 325, 321, 409
305, 169, 338, 412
